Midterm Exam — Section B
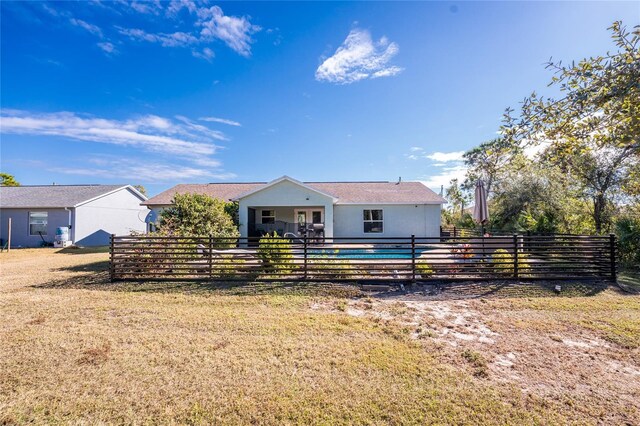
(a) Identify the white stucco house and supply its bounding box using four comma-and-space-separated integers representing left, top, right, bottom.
143, 176, 446, 239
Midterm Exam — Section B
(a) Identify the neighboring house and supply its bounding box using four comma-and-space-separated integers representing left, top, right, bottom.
0, 185, 148, 247
143, 176, 446, 239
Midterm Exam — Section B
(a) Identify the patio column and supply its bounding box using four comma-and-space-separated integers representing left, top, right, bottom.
238, 200, 248, 240
323, 202, 334, 238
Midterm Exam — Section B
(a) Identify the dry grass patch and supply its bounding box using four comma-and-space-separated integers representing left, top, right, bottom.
1, 249, 638, 424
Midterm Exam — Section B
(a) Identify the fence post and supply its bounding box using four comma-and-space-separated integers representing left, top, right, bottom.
453, 226, 457, 238
109, 234, 115, 282
208, 235, 213, 280
411, 235, 416, 285
513, 234, 519, 280
609, 233, 617, 282
303, 236, 308, 281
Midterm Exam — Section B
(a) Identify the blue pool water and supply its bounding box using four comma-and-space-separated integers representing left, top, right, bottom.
309, 248, 430, 259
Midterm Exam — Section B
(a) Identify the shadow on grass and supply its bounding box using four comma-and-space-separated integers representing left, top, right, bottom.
372, 280, 614, 301
54, 260, 110, 273
33, 259, 619, 301
618, 270, 640, 293
57, 246, 110, 255
34, 263, 363, 298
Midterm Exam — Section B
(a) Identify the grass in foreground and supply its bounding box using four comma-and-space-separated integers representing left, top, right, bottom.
0, 249, 638, 424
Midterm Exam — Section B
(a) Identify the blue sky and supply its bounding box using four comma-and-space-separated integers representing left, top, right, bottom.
1, 1, 638, 196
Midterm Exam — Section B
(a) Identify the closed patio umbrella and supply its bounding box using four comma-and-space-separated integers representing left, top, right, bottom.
473, 180, 489, 236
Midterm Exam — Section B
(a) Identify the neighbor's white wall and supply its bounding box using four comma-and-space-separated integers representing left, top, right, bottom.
74, 187, 148, 245
238, 180, 334, 238
333, 204, 441, 238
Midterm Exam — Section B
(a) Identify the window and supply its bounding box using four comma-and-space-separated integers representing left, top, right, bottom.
363, 209, 383, 233
29, 212, 48, 236
261, 209, 275, 224
312, 211, 322, 224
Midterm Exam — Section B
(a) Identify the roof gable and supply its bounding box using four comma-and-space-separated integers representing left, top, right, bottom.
232, 176, 337, 201
0, 185, 147, 208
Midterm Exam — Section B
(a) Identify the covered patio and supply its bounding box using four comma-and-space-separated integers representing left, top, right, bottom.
236, 176, 336, 240
247, 206, 326, 238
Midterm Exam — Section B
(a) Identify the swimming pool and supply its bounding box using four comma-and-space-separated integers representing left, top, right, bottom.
308, 247, 430, 259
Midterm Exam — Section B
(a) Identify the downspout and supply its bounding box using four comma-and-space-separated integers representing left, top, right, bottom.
64, 207, 73, 242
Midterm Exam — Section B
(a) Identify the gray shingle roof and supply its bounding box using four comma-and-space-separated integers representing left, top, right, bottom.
0, 185, 137, 208
143, 181, 446, 205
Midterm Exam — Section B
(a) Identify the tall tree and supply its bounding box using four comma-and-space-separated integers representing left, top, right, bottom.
462, 137, 521, 197
542, 141, 635, 232
445, 179, 471, 221
0, 173, 20, 186
501, 21, 640, 233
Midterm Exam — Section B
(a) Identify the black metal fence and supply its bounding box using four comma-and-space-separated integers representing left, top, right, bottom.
110, 234, 617, 283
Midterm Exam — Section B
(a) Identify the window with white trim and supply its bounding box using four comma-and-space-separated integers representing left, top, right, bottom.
261, 209, 276, 224
29, 211, 48, 236
363, 209, 383, 233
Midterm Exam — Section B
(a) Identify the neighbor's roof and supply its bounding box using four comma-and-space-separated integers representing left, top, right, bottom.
0, 185, 146, 208
143, 180, 446, 205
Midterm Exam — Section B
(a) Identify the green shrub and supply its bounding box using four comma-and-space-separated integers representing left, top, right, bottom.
308, 256, 353, 279
158, 193, 239, 244
490, 249, 530, 277
616, 215, 640, 267
211, 255, 246, 279
257, 232, 294, 273
415, 262, 434, 278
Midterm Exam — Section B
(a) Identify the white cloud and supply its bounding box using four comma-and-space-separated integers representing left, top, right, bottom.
167, 0, 197, 16
315, 29, 403, 84
425, 151, 465, 162
199, 116, 241, 127
192, 47, 215, 62
196, 6, 261, 57
97, 42, 117, 54
118, 28, 198, 47
409, 147, 423, 152
128, 0, 162, 15
50, 158, 234, 182
70, 18, 103, 38
116, 5, 260, 57
0, 110, 224, 159
420, 164, 468, 190
174, 115, 227, 141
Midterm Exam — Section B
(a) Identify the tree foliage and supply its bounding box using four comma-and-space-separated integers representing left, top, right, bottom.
502, 22, 639, 152
446, 21, 638, 266
0, 173, 20, 186
133, 185, 147, 196
444, 179, 470, 222
462, 138, 520, 197
615, 206, 640, 267
498, 21, 639, 233
158, 193, 240, 238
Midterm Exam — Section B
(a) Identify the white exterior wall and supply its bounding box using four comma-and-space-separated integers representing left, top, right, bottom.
238, 180, 334, 238
333, 204, 441, 238
74, 187, 148, 245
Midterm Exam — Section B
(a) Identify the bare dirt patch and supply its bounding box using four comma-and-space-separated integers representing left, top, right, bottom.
327, 292, 640, 424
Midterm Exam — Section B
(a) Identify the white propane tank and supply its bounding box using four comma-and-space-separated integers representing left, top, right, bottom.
54, 227, 72, 248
